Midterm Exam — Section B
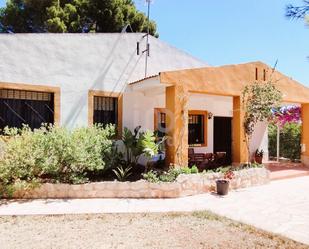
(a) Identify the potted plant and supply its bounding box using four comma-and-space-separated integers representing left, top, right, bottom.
254, 149, 264, 164
216, 170, 235, 196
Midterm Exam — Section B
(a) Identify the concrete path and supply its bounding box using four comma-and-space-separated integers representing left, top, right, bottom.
1, 176, 309, 245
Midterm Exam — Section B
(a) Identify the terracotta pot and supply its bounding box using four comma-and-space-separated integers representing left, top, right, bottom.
216, 179, 230, 195
255, 155, 263, 164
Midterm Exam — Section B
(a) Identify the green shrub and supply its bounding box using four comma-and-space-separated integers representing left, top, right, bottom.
158, 168, 181, 182
190, 165, 199, 174
0, 125, 115, 196
180, 166, 191, 174
122, 126, 160, 167
268, 123, 301, 160
202, 163, 263, 174
142, 170, 159, 183
143, 166, 197, 183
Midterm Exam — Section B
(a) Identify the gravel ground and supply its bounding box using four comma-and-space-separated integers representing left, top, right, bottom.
0, 212, 308, 249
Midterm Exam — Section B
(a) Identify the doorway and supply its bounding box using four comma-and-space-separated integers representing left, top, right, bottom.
213, 116, 232, 164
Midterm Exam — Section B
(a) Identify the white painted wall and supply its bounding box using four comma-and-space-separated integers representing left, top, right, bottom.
0, 34, 271, 162
123, 90, 270, 164
0, 33, 207, 128
123, 89, 165, 132
188, 93, 233, 154
188, 93, 269, 161
250, 121, 269, 162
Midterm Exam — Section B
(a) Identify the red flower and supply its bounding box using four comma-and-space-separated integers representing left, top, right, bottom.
224, 170, 235, 180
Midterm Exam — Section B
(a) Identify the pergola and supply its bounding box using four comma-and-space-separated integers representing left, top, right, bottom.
131, 61, 309, 167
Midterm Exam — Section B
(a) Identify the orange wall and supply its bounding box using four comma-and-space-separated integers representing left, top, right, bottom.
232, 96, 248, 164
302, 104, 309, 157
160, 61, 309, 104
165, 85, 188, 167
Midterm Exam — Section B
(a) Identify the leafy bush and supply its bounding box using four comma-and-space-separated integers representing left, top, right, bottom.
121, 126, 160, 167
190, 165, 199, 174
142, 170, 159, 183
268, 123, 301, 160
142, 166, 198, 183
204, 163, 263, 174
0, 125, 115, 196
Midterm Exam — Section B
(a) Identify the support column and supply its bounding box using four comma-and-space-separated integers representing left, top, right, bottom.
232, 96, 248, 165
301, 104, 309, 166
165, 85, 188, 167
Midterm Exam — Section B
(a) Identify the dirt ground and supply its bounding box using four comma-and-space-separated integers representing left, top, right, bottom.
0, 212, 308, 249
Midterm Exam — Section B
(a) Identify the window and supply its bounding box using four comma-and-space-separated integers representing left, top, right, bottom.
0, 89, 54, 130
188, 111, 207, 146
88, 90, 122, 136
154, 108, 166, 137
93, 96, 118, 126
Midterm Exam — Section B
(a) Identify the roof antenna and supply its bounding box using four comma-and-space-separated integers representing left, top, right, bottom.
272, 59, 278, 73
144, 0, 152, 77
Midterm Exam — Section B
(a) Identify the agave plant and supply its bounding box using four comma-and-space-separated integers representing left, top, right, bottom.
112, 166, 132, 182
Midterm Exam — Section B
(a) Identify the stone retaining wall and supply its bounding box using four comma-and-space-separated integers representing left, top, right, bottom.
12, 168, 270, 199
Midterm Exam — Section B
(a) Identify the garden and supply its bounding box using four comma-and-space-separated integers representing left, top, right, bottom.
0, 79, 285, 198
0, 124, 161, 196
0, 123, 270, 198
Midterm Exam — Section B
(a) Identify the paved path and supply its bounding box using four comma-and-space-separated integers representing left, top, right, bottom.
1, 176, 309, 245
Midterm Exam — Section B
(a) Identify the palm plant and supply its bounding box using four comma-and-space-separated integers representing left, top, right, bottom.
121, 126, 160, 167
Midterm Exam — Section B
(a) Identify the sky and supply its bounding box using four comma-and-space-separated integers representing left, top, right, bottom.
135, 0, 309, 86
0, 0, 308, 86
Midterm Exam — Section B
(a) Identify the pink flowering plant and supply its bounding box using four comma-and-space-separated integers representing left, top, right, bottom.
271, 106, 301, 127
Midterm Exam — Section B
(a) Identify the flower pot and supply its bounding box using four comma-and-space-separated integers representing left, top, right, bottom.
255, 155, 263, 164
216, 179, 230, 195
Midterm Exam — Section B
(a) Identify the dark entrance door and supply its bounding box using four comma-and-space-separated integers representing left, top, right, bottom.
213, 117, 232, 164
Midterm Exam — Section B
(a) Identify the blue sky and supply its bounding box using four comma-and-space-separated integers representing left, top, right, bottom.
135, 0, 309, 86
0, 0, 308, 85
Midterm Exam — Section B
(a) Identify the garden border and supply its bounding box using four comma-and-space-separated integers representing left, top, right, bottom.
11, 168, 270, 199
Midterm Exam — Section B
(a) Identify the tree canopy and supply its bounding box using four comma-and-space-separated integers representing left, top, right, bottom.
0, 0, 158, 36
286, 0, 309, 21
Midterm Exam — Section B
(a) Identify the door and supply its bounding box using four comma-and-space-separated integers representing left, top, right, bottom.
213, 117, 232, 164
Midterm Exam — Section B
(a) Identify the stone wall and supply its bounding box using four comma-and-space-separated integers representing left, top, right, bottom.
12, 168, 270, 199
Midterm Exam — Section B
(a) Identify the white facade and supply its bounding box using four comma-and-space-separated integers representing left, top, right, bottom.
0, 33, 206, 128
0, 33, 269, 162
188, 93, 233, 154
124, 88, 268, 160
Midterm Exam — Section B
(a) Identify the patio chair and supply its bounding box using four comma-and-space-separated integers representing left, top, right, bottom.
215, 152, 227, 166
202, 153, 216, 170
188, 148, 208, 168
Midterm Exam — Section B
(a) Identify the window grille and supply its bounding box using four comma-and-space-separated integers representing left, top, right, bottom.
93, 96, 118, 126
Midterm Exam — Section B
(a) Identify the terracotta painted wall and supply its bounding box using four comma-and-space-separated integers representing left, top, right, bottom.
232, 96, 248, 164
301, 104, 309, 166
165, 85, 189, 166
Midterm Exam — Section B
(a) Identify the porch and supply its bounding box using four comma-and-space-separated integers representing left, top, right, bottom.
128, 61, 309, 168
266, 162, 309, 180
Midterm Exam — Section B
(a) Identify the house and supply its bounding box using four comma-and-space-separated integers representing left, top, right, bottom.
1, 33, 309, 167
